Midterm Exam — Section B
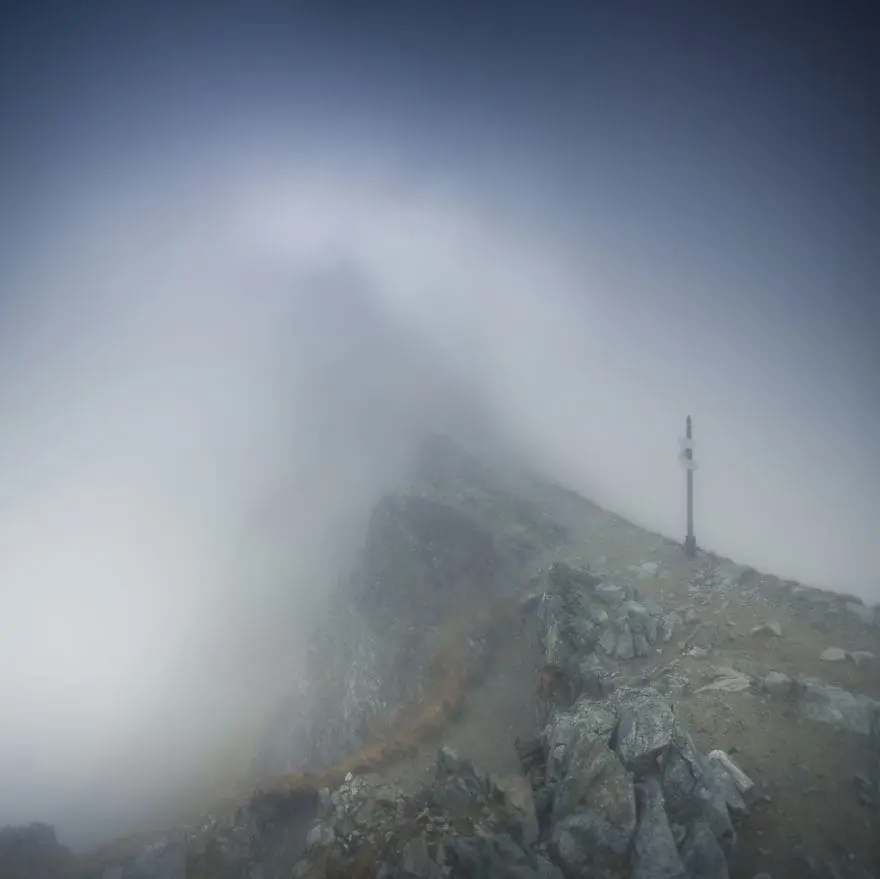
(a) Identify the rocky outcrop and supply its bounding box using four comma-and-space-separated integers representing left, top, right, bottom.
290, 748, 563, 879
527, 687, 745, 879
281, 682, 747, 879
270, 492, 507, 776
533, 561, 670, 725
256, 436, 569, 781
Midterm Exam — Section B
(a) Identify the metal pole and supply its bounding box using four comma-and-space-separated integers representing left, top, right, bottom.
684, 415, 696, 557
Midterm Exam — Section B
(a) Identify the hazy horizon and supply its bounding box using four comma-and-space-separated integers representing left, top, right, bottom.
0, 0, 877, 849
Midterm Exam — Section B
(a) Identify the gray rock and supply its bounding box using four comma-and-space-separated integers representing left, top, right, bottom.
544, 700, 617, 779
545, 705, 636, 871
598, 627, 618, 656
305, 822, 336, 850
588, 604, 609, 625
615, 627, 636, 660
820, 647, 848, 662
494, 773, 540, 848
612, 688, 676, 776
794, 677, 880, 735
679, 820, 729, 879
634, 562, 660, 579
631, 778, 686, 879
762, 671, 793, 699
660, 722, 735, 854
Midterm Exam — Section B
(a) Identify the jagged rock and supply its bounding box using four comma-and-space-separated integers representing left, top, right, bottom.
288, 748, 565, 879
659, 720, 735, 855
540, 687, 738, 876
544, 700, 618, 780
544, 704, 636, 872
494, 774, 540, 848
679, 820, 729, 879
627, 601, 659, 644
612, 688, 676, 777
631, 778, 686, 879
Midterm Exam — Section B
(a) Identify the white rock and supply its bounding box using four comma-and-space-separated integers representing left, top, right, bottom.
820, 647, 847, 662
696, 673, 751, 693
707, 749, 755, 795
750, 622, 782, 637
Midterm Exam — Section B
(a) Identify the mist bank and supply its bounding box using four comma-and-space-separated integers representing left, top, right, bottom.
0, 146, 876, 847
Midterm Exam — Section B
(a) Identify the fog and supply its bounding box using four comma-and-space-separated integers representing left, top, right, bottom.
1, 0, 877, 853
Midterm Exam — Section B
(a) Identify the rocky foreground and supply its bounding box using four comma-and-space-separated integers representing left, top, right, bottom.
3, 436, 880, 878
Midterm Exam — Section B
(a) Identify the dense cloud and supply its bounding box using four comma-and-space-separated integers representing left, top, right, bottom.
0, 0, 877, 851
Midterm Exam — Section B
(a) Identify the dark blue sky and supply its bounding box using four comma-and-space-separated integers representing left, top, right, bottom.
2, 1, 877, 360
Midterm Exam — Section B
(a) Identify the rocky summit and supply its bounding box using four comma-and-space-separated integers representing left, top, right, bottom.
4, 434, 880, 879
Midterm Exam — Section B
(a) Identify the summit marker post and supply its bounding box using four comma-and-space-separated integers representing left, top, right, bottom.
679, 415, 697, 558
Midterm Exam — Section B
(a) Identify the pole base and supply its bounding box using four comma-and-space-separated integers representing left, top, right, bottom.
684, 535, 697, 558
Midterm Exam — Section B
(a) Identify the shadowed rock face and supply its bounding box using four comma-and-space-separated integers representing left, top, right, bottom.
273, 492, 502, 772
255, 435, 569, 781
359, 493, 500, 631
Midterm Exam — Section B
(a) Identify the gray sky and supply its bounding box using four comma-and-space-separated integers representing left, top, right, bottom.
0, 0, 877, 849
